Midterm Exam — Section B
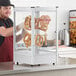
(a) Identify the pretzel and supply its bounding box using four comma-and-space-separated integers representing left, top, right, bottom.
23, 33, 48, 48
23, 34, 44, 47
24, 15, 51, 31
35, 34, 43, 47
24, 16, 31, 30
70, 21, 76, 28
23, 33, 31, 48
70, 29, 76, 44
39, 15, 51, 31
24, 16, 39, 30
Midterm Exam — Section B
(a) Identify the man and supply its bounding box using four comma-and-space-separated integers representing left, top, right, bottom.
0, 0, 26, 62
0, 0, 14, 62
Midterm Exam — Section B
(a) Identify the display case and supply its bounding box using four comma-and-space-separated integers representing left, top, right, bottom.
69, 10, 76, 47
13, 6, 58, 65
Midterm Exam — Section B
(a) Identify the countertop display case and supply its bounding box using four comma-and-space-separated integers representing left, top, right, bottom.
13, 6, 58, 65
69, 10, 76, 47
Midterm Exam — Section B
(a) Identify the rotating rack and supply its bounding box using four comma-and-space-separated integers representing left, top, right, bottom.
13, 6, 58, 65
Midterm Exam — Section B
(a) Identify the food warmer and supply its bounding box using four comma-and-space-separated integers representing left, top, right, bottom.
13, 6, 58, 65
69, 10, 76, 47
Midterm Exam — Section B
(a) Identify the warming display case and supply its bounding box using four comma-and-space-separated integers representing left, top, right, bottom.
13, 7, 58, 65
69, 10, 76, 47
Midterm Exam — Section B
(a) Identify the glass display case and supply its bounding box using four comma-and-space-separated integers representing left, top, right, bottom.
13, 6, 58, 65
69, 10, 76, 47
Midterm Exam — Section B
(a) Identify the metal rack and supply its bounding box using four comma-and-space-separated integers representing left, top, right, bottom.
13, 6, 58, 65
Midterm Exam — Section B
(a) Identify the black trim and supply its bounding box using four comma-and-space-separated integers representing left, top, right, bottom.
69, 10, 76, 12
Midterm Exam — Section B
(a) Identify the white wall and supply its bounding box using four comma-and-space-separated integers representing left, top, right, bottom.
11, 0, 76, 31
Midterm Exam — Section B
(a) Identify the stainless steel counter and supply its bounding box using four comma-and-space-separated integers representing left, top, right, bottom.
0, 61, 76, 76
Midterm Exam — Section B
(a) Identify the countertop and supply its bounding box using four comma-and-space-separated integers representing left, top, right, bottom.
0, 62, 76, 75
0, 46, 76, 75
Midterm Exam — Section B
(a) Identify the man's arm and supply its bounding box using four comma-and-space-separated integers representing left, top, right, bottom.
16, 22, 24, 32
0, 26, 13, 37
16, 29, 27, 42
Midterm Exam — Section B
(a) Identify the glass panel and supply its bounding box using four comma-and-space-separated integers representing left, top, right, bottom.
15, 11, 57, 50
15, 12, 32, 50
58, 10, 76, 65
39, 12, 56, 49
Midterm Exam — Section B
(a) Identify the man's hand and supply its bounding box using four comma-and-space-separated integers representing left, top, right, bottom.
0, 26, 13, 37
0, 26, 6, 36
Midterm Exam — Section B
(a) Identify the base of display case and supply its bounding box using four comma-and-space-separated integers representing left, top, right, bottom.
69, 44, 76, 48
14, 50, 56, 65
